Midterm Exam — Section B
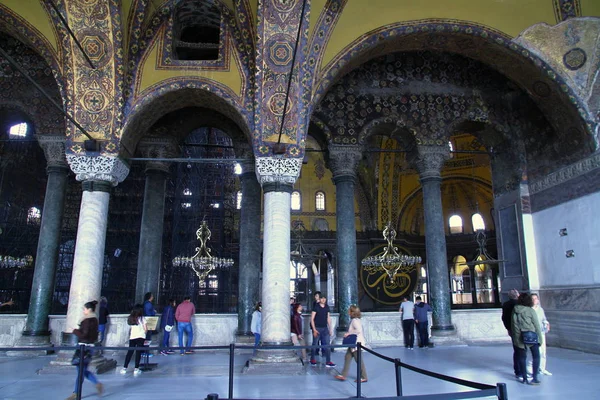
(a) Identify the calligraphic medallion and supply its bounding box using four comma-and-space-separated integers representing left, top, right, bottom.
360, 244, 419, 305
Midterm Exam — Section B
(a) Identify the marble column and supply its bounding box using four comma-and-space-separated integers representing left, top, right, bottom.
245, 157, 302, 371
328, 145, 362, 332
135, 161, 170, 304
43, 155, 128, 373
413, 145, 454, 333
237, 160, 262, 337
10, 137, 69, 355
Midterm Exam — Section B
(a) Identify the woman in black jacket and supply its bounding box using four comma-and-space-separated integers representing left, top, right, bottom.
66, 300, 103, 400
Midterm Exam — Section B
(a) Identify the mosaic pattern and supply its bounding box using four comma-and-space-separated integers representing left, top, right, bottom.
553, 0, 581, 22
311, 20, 596, 145
254, 0, 312, 158
0, 33, 65, 136
61, 0, 124, 153
313, 50, 594, 180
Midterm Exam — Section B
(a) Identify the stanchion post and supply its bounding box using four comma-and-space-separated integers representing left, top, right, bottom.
206, 394, 219, 400
395, 358, 403, 397
356, 343, 362, 398
496, 382, 508, 400
229, 343, 235, 400
76, 344, 85, 400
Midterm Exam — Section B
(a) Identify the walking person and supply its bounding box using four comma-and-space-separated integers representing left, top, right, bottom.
531, 293, 552, 376
502, 289, 521, 378
120, 304, 147, 376
159, 299, 176, 355
175, 296, 196, 355
512, 293, 543, 385
334, 305, 368, 383
414, 296, 432, 348
290, 303, 307, 361
310, 295, 335, 367
66, 300, 103, 400
98, 296, 109, 345
399, 296, 415, 349
251, 302, 262, 354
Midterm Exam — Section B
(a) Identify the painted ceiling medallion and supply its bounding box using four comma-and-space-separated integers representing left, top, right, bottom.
563, 48, 586, 70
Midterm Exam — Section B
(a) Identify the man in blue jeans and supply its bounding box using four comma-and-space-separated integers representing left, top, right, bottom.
175, 296, 196, 355
310, 295, 335, 367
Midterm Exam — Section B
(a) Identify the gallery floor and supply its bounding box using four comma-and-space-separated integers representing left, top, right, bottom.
1, 343, 599, 399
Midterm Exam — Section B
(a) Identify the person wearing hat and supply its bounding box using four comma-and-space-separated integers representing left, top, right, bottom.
502, 289, 521, 378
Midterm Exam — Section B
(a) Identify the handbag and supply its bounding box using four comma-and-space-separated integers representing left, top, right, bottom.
71, 348, 92, 365
342, 334, 357, 345
521, 331, 539, 345
165, 325, 173, 332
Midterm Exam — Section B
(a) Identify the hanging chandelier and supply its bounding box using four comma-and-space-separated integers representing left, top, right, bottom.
361, 221, 422, 282
172, 221, 234, 282
463, 229, 505, 267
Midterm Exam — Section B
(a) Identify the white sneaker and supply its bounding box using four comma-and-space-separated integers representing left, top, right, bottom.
119, 368, 127, 375
541, 369, 552, 376
133, 368, 142, 376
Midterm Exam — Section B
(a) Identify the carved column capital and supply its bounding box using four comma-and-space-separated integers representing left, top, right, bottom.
328, 144, 362, 181
411, 145, 449, 181
255, 157, 302, 186
137, 138, 180, 173
66, 155, 130, 186
36, 135, 68, 169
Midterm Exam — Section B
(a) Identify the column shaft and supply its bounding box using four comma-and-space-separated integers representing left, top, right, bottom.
260, 188, 292, 345
24, 166, 69, 337
237, 171, 262, 335
64, 184, 111, 336
135, 169, 168, 303
421, 177, 453, 331
334, 175, 358, 331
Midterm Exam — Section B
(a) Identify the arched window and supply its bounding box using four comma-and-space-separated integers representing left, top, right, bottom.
234, 163, 242, 175
315, 191, 325, 211
236, 191, 242, 210
27, 207, 41, 225
449, 214, 463, 234
9, 122, 27, 137
472, 213, 485, 231
183, 188, 192, 196
448, 140, 454, 158
291, 191, 301, 211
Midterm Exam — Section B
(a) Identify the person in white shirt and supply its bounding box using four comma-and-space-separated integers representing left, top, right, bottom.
531, 293, 552, 376
399, 296, 415, 349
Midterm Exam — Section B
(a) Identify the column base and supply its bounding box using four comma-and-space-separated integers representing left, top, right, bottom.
242, 342, 304, 374
39, 332, 117, 375
430, 326, 466, 347
234, 333, 255, 354
7, 331, 55, 356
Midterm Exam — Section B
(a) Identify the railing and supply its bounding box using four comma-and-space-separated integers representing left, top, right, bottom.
1, 343, 507, 400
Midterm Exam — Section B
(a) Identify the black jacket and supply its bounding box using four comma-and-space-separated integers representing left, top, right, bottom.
501, 299, 518, 332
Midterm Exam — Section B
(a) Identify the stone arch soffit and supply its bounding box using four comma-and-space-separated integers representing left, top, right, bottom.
0, 101, 44, 137
307, 120, 330, 152
121, 84, 251, 159
144, 106, 250, 156
359, 119, 417, 150
311, 20, 596, 152
0, 6, 67, 106
395, 176, 493, 234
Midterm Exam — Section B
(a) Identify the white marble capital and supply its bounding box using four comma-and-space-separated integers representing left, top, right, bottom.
255, 157, 301, 185
66, 154, 130, 186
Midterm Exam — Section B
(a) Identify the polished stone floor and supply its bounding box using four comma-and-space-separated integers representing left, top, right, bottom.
1, 343, 599, 399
